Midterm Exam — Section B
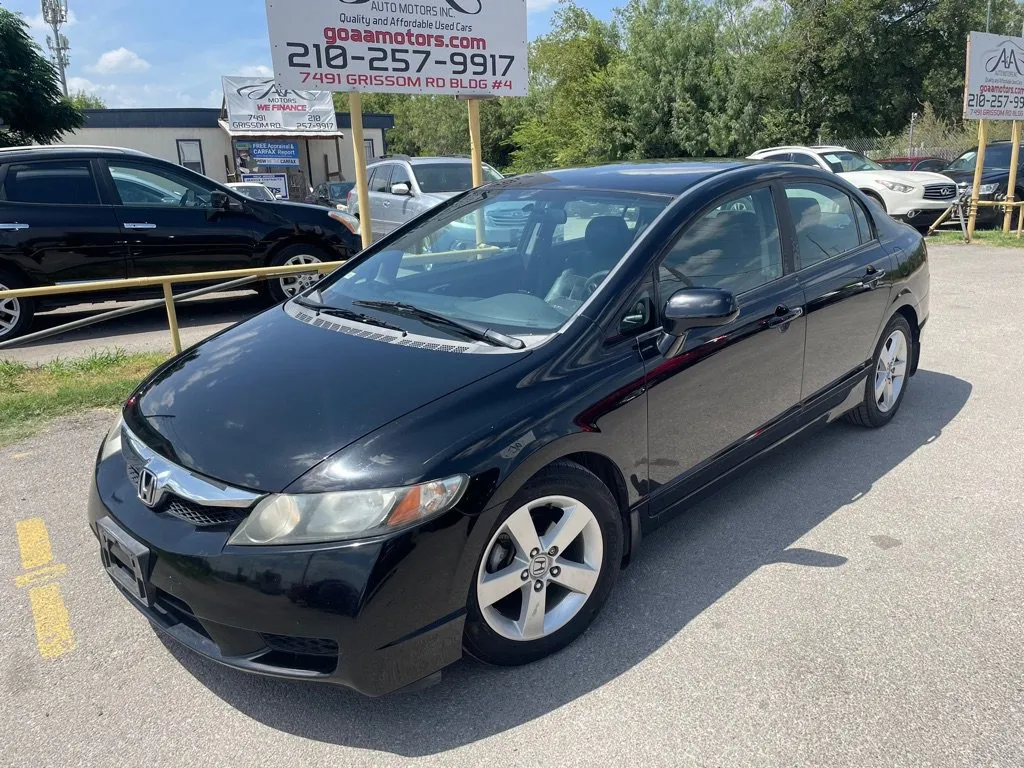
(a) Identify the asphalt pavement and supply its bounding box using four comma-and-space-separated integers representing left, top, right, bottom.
1, 244, 1022, 767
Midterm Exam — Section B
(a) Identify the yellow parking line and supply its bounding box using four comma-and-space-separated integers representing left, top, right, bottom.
13, 517, 75, 659
16, 518, 53, 570
15, 564, 68, 588
27, 583, 76, 659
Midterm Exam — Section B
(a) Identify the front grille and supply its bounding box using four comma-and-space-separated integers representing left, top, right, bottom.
923, 183, 957, 200
164, 498, 248, 527
261, 633, 339, 657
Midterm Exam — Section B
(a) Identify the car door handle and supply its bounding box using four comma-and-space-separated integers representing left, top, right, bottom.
0, 223, 30, 231
768, 305, 804, 328
124, 222, 157, 230
863, 266, 887, 288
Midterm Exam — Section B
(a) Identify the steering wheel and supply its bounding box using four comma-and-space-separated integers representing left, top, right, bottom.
584, 270, 610, 295
178, 189, 195, 208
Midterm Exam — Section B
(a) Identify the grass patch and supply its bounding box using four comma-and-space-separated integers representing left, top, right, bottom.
0, 349, 166, 447
929, 230, 1024, 247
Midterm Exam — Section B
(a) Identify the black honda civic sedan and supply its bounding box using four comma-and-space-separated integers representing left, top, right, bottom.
89, 160, 929, 696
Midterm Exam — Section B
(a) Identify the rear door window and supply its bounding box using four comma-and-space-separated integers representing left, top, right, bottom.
2, 160, 101, 205
369, 165, 392, 192
784, 183, 863, 268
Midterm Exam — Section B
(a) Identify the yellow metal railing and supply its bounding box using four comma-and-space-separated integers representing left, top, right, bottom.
928, 198, 1024, 241
0, 261, 345, 354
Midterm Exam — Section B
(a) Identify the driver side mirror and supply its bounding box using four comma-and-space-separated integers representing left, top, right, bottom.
662, 288, 739, 336
391, 182, 411, 196
210, 190, 231, 210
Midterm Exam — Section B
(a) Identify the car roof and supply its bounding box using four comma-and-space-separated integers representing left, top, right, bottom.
498, 160, 765, 196
0, 145, 154, 161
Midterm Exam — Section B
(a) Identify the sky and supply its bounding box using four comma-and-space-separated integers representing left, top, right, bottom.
4, 0, 618, 109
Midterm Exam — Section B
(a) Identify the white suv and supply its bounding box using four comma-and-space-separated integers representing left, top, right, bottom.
749, 145, 957, 228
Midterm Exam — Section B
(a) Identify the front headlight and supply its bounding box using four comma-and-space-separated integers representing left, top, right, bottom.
227, 474, 468, 546
979, 183, 1000, 195
876, 180, 916, 194
327, 209, 360, 235
99, 413, 124, 461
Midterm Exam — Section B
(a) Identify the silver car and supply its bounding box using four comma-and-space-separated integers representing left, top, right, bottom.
347, 156, 503, 239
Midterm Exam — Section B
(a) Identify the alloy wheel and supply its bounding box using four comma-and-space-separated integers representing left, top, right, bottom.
0, 281, 21, 339
874, 328, 908, 413
476, 495, 604, 642
277, 253, 323, 298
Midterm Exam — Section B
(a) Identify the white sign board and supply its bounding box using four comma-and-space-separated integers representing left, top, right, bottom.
265, 0, 528, 96
223, 76, 338, 133
242, 173, 290, 200
964, 32, 1024, 120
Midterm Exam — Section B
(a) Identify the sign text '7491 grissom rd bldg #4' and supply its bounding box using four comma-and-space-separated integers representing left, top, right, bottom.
265, 0, 528, 96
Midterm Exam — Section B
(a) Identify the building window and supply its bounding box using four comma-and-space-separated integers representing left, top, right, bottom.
364, 138, 376, 160
176, 139, 205, 175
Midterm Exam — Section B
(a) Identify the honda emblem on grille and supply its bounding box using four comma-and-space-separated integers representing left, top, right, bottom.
137, 468, 161, 508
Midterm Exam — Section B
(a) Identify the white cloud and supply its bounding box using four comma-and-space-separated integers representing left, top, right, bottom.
526, 0, 558, 12
237, 64, 273, 77
88, 47, 151, 75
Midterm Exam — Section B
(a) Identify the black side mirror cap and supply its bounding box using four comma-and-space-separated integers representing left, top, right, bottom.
662, 288, 739, 336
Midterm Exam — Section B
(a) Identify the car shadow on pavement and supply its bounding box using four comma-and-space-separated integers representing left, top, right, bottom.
162, 369, 971, 757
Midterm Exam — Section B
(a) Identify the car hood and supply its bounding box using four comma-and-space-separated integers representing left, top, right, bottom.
124, 305, 527, 492
941, 168, 1009, 186
840, 169, 957, 185
420, 191, 461, 204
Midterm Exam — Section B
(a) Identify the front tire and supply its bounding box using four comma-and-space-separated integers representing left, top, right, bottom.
464, 461, 622, 666
264, 244, 328, 304
0, 270, 34, 344
845, 314, 912, 428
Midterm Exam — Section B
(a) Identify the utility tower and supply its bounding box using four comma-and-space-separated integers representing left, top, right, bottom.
41, 0, 70, 97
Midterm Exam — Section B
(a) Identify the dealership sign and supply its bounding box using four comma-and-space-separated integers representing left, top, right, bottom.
264, 0, 528, 96
964, 32, 1024, 120
241, 173, 290, 200
223, 76, 338, 132
235, 140, 300, 166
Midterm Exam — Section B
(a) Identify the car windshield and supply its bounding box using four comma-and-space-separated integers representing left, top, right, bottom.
329, 182, 354, 198
313, 187, 670, 337
413, 163, 503, 193
880, 161, 913, 171
234, 185, 275, 201
820, 151, 883, 173
946, 144, 1015, 171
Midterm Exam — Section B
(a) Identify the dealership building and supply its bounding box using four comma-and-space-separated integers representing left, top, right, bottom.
55, 78, 395, 201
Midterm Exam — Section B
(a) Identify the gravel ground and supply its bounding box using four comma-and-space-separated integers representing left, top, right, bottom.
1, 244, 1022, 767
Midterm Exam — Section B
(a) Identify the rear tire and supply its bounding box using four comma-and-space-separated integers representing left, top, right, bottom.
463, 461, 622, 666
845, 314, 912, 428
0, 270, 34, 344
263, 243, 329, 305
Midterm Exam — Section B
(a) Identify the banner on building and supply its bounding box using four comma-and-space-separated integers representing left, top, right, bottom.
264, 0, 528, 97
235, 140, 300, 167
223, 76, 338, 132
964, 32, 1024, 120
241, 173, 290, 200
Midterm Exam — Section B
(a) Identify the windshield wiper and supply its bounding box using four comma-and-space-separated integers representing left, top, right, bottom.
293, 294, 406, 334
352, 300, 526, 350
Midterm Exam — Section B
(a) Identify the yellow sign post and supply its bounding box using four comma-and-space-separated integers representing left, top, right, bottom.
466, 98, 487, 246
966, 119, 988, 240
347, 91, 373, 249
1003, 120, 1021, 232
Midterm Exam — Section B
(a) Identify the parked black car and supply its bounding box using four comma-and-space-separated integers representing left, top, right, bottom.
90, 160, 928, 696
942, 141, 1024, 227
0, 146, 362, 342
306, 181, 355, 208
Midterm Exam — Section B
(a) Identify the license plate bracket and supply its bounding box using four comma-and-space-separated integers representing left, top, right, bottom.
98, 517, 152, 606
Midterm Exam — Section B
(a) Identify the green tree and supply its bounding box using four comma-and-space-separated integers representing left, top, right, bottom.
0, 8, 83, 147
68, 90, 106, 110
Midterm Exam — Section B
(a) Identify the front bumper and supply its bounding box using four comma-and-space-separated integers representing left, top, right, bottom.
88, 452, 474, 696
